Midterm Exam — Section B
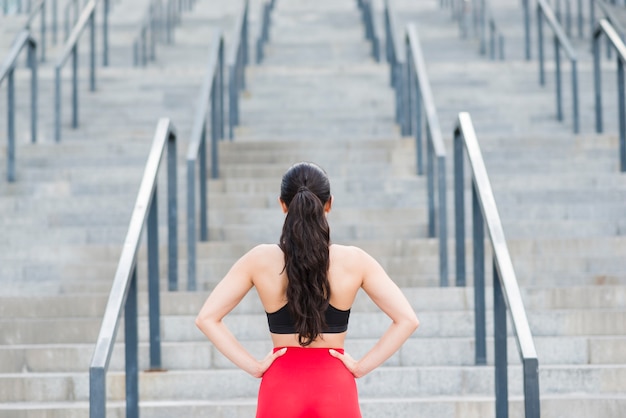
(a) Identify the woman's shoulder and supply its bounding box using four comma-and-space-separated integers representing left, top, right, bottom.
330, 243, 371, 263
246, 243, 282, 258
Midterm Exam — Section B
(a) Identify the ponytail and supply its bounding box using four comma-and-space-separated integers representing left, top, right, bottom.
279, 162, 331, 346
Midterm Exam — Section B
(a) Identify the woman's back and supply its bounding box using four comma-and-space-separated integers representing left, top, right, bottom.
249, 243, 364, 348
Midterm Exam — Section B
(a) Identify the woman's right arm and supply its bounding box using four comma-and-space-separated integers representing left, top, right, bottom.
330, 247, 419, 378
195, 246, 286, 377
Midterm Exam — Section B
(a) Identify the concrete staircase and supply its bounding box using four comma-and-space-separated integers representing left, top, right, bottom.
1, 0, 625, 417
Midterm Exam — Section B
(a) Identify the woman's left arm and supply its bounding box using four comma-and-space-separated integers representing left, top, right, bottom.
195, 246, 285, 377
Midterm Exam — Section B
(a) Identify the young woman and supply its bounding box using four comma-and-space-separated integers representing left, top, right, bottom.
195, 161, 419, 418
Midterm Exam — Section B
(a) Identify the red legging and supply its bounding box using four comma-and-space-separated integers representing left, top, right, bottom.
256, 347, 362, 418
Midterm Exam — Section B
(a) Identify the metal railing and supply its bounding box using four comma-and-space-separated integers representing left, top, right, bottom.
64, 0, 85, 41
186, 30, 225, 291
384, 3, 448, 285
537, 0, 580, 133
593, 18, 626, 171
0, 30, 37, 182
22, 0, 46, 61
453, 112, 540, 418
229, 0, 249, 138
477, 0, 505, 60
164, 0, 187, 44
357, 0, 381, 61
453, 0, 505, 60
53, 0, 97, 142
403, 23, 449, 286
89, 118, 179, 418
133, 0, 163, 66
593, 0, 626, 60
255, 0, 274, 63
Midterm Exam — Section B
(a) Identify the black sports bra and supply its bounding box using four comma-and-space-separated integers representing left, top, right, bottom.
266, 303, 351, 334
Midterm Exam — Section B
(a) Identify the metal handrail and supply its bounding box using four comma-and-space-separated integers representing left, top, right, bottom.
89, 118, 179, 418
0, 29, 37, 182
186, 30, 225, 291
593, 0, 626, 60
63, 0, 84, 41
592, 0, 626, 39
553, 0, 574, 37
537, 0, 580, 133
453, 112, 540, 418
593, 18, 626, 171
255, 0, 274, 63
357, 0, 380, 61
53, 0, 97, 142
228, 0, 249, 138
404, 23, 449, 286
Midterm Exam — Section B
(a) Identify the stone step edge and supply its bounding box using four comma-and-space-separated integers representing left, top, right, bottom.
1, 393, 626, 409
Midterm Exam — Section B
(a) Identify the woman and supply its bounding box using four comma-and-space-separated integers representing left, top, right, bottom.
195, 161, 419, 417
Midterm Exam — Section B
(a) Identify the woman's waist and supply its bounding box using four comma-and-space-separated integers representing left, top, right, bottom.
271, 333, 346, 349
273, 346, 344, 354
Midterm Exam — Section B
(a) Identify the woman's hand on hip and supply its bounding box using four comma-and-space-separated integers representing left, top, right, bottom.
252, 347, 287, 378
329, 349, 363, 378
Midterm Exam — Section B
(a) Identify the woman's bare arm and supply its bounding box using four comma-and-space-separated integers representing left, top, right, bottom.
330, 247, 419, 377
195, 245, 285, 377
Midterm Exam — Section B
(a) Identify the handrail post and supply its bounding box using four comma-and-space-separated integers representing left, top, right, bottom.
453, 128, 465, 287
72, 45, 78, 128
523, 357, 541, 418
472, 182, 486, 365
147, 188, 163, 368
103, 0, 109, 66
89, 366, 105, 418
538, 6, 545, 85
187, 157, 197, 291
243, 2, 249, 66
211, 75, 219, 179
523, 0, 531, 60
199, 127, 208, 243
30, 39, 38, 144
219, 41, 225, 140
437, 155, 448, 287
594, 30, 603, 133
493, 260, 508, 418
89, 12, 95, 92
576, 0, 583, 38
555, 37, 562, 121
617, 58, 626, 172
168, 126, 178, 291
415, 74, 424, 176
426, 129, 435, 238
53, 0, 58, 44
55, 66, 61, 141
7, 69, 15, 182
124, 267, 139, 418
401, 49, 410, 136
41, 1, 47, 62
572, 58, 579, 133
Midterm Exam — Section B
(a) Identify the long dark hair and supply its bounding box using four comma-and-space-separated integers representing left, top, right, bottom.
279, 162, 332, 346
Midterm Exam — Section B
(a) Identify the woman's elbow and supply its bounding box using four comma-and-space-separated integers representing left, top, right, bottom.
411, 315, 420, 332
195, 313, 214, 333
406, 313, 420, 333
